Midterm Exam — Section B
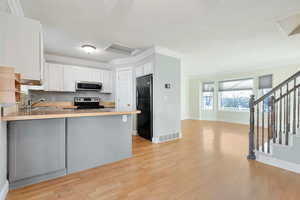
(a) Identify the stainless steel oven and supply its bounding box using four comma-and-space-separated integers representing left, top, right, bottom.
75, 81, 102, 91
74, 97, 104, 109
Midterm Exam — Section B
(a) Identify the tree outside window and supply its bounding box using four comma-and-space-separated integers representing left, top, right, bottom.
218, 78, 254, 111
202, 82, 214, 110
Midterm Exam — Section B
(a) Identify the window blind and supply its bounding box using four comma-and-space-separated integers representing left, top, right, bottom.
258, 74, 273, 89
202, 82, 214, 92
218, 78, 254, 91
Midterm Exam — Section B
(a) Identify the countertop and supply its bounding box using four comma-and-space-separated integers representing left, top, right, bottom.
1, 108, 141, 121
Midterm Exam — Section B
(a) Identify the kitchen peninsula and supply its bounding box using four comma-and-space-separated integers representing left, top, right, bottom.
1, 109, 140, 189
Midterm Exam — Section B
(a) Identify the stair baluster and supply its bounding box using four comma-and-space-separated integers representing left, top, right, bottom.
256, 104, 259, 151
279, 88, 282, 144
267, 104, 271, 153
262, 102, 265, 152
298, 87, 300, 129
271, 96, 276, 144
286, 83, 289, 145
293, 79, 296, 134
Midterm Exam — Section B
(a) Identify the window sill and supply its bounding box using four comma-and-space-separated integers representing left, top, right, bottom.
218, 109, 250, 113
202, 109, 214, 112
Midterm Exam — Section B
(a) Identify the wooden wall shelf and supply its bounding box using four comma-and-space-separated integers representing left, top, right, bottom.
0, 66, 16, 104
15, 73, 21, 103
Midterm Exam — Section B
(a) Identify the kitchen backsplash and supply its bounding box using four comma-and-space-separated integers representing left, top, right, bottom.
28, 90, 113, 103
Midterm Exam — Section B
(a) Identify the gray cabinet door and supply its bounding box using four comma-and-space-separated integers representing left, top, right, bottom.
8, 119, 66, 182
67, 115, 132, 174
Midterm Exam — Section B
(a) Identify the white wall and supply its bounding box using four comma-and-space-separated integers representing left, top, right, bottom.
181, 76, 189, 120
153, 53, 181, 139
186, 65, 300, 124
0, 108, 8, 199
0, 0, 10, 13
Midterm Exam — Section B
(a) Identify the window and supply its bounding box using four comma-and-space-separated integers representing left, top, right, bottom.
202, 82, 214, 110
259, 74, 273, 112
218, 78, 254, 111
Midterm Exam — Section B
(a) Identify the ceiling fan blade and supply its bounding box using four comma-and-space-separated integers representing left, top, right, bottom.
289, 24, 300, 36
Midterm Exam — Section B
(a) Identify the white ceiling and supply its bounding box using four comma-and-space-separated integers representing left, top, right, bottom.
20, 0, 300, 75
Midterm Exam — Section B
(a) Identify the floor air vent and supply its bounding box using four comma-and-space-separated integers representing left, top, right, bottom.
158, 132, 180, 143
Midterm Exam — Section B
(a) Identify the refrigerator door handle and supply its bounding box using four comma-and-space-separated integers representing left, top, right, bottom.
136, 90, 139, 109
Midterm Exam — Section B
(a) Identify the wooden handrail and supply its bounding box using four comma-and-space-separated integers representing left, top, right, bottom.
274, 84, 300, 103
254, 70, 300, 105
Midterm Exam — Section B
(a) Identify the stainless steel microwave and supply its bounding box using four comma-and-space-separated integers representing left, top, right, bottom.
75, 81, 102, 91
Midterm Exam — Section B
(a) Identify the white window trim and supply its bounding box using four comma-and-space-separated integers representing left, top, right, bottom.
201, 82, 215, 111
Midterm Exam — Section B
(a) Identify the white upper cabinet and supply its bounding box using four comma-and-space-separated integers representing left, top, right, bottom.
44, 63, 64, 91
143, 62, 154, 75
0, 13, 43, 80
135, 66, 144, 77
135, 62, 154, 77
63, 66, 77, 92
75, 67, 99, 82
101, 70, 113, 94
44, 62, 113, 93
89, 68, 102, 82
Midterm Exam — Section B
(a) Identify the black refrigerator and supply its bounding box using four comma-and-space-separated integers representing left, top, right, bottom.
136, 75, 153, 141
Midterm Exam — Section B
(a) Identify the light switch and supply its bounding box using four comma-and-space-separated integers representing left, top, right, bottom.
165, 83, 171, 89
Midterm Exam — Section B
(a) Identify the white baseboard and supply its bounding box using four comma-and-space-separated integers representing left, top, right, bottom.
132, 130, 138, 136
152, 137, 159, 144
152, 132, 181, 144
256, 153, 300, 174
183, 117, 201, 120
0, 180, 9, 200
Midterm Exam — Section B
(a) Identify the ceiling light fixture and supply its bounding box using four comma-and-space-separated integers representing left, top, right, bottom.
81, 44, 97, 54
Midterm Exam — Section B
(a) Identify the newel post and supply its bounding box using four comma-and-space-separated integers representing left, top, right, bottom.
247, 95, 256, 160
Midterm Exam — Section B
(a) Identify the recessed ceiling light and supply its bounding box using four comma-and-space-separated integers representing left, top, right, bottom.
81, 44, 97, 54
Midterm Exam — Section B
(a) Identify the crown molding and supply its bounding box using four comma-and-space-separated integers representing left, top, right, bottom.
154, 46, 183, 59
45, 53, 111, 69
8, 0, 24, 16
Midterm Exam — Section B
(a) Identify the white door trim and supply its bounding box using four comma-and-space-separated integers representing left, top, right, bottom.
0, 180, 9, 200
115, 67, 133, 110
8, 0, 24, 16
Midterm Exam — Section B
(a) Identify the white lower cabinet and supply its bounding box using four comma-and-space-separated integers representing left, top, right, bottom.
44, 62, 113, 93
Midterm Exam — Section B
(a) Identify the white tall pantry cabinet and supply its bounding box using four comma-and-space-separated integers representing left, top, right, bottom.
0, 13, 43, 80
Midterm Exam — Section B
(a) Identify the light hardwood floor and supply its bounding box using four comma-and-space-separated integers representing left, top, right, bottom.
7, 120, 300, 200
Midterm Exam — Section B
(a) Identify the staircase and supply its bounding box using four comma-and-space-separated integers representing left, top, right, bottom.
248, 71, 300, 172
